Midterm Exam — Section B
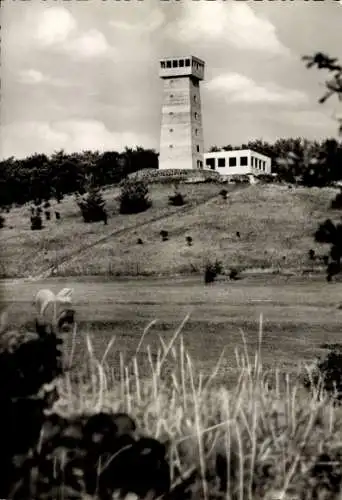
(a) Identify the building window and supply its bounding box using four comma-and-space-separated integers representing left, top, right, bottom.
195, 128, 198, 135
199, 160, 203, 168
161, 61, 165, 69
179, 59, 184, 67
251, 157, 254, 167
172, 60, 178, 68
185, 59, 190, 67
194, 95, 197, 102
170, 94, 174, 98
166, 61, 172, 68
169, 145, 173, 149
218, 158, 226, 168
169, 111, 174, 116
169, 128, 173, 132
229, 157, 237, 167
206, 158, 215, 170
196, 145, 200, 152
240, 156, 248, 166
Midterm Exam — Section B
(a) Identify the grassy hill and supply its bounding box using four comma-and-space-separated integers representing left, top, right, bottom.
1, 182, 339, 279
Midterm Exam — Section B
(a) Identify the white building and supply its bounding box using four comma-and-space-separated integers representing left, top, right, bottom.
204, 149, 272, 178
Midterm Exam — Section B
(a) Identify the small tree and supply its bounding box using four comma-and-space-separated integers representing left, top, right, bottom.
219, 189, 228, 201
0, 214, 5, 229
137, 238, 144, 245
30, 215, 43, 230
160, 230, 169, 242
204, 259, 223, 284
168, 186, 186, 207
119, 179, 151, 214
55, 211, 61, 220
308, 249, 316, 261
76, 187, 108, 224
229, 268, 239, 281
186, 236, 193, 246
45, 211, 51, 221
314, 219, 342, 281
330, 188, 342, 209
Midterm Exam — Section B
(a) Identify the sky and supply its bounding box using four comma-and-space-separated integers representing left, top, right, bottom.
1, 0, 342, 160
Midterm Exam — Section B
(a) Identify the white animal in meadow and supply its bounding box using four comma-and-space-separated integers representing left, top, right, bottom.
34, 288, 74, 331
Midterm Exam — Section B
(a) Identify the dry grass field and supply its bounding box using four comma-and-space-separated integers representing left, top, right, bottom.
1, 183, 340, 279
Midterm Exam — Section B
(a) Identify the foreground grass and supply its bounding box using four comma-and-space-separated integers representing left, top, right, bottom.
50, 314, 342, 499
1, 184, 340, 278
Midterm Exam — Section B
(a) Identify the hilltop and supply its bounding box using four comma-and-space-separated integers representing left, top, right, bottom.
1, 182, 339, 279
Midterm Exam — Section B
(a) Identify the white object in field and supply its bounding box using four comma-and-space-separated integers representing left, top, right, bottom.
34, 288, 74, 324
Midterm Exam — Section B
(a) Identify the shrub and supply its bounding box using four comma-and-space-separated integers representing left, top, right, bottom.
0, 315, 64, 497
219, 189, 228, 200
236, 231, 241, 238
0, 214, 5, 229
308, 249, 316, 260
229, 268, 239, 280
303, 345, 342, 402
186, 236, 193, 246
43, 201, 51, 209
331, 188, 342, 209
204, 259, 223, 284
119, 179, 151, 214
30, 215, 43, 231
76, 187, 108, 224
160, 230, 169, 242
45, 210, 51, 221
55, 211, 61, 220
168, 189, 186, 206
137, 238, 144, 245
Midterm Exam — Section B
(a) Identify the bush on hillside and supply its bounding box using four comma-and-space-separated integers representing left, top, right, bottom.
137, 238, 144, 245
308, 249, 316, 261
204, 259, 223, 284
45, 210, 51, 221
186, 236, 193, 246
229, 268, 240, 280
55, 211, 61, 220
76, 187, 108, 224
160, 230, 169, 242
219, 189, 228, 200
119, 179, 151, 214
30, 215, 43, 231
330, 189, 342, 209
304, 346, 342, 402
43, 201, 51, 209
0, 214, 5, 229
168, 187, 186, 207
314, 219, 342, 281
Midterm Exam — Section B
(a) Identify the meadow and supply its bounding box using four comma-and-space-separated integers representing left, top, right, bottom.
3, 181, 342, 498
1, 182, 340, 279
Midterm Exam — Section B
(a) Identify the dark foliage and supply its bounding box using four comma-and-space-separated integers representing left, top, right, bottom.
186, 236, 193, 247
168, 190, 186, 206
30, 215, 43, 231
160, 230, 169, 242
0, 318, 64, 498
45, 211, 51, 221
229, 268, 240, 281
314, 219, 342, 281
331, 189, 342, 209
43, 201, 51, 209
236, 231, 241, 238
0, 148, 158, 209
76, 187, 108, 224
119, 179, 151, 215
0, 214, 5, 229
303, 346, 342, 403
204, 260, 223, 284
55, 211, 61, 220
137, 238, 144, 245
308, 249, 316, 261
219, 189, 228, 200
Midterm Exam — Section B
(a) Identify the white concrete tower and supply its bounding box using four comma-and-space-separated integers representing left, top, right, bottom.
158, 56, 205, 171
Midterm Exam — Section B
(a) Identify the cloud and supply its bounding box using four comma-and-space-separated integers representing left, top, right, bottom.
109, 9, 165, 33
205, 73, 307, 105
0, 120, 155, 159
17, 69, 74, 87
169, 3, 290, 55
35, 7, 77, 46
67, 29, 112, 59
29, 7, 113, 60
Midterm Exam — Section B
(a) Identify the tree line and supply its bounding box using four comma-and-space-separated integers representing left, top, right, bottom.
0, 147, 158, 209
